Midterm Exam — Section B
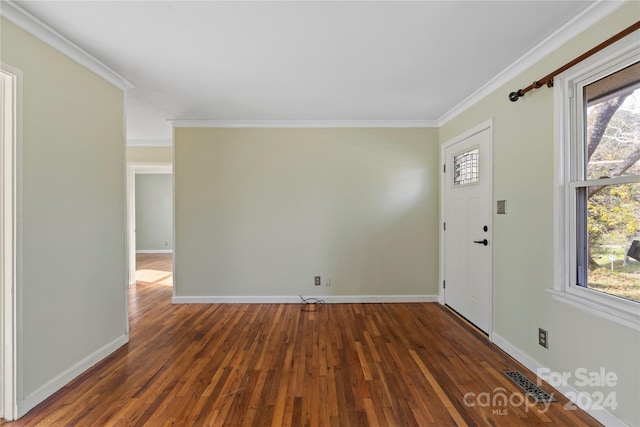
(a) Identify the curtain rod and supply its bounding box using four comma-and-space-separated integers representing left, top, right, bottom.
508, 20, 640, 102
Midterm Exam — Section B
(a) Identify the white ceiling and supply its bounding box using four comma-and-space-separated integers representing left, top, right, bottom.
11, 0, 598, 142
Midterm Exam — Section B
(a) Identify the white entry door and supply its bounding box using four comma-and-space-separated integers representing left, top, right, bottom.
443, 124, 492, 333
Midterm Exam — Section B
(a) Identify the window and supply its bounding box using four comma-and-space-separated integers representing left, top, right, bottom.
553, 34, 640, 330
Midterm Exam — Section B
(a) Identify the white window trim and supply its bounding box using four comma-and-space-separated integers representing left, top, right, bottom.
551, 32, 640, 331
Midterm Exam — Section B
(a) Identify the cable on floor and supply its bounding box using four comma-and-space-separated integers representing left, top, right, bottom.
299, 295, 325, 312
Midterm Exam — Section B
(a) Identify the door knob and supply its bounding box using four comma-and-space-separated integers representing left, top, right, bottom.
473, 239, 488, 246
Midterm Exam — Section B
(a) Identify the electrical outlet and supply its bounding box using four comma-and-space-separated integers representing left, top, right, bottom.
314, 276, 321, 286
538, 328, 549, 349
324, 277, 331, 287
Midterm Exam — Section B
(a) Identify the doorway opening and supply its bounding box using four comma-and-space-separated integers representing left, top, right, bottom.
127, 164, 173, 289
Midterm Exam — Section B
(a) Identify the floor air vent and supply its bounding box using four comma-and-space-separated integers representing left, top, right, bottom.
504, 371, 556, 403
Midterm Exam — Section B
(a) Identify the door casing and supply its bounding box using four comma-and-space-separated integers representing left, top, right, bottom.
1, 63, 22, 421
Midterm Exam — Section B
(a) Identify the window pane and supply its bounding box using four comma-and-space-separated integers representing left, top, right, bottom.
585, 84, 640, 181
453, 148, 479, 186
582, 182, 640, 303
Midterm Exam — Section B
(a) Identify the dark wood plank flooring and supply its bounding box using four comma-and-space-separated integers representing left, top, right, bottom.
1, 253, 600, 426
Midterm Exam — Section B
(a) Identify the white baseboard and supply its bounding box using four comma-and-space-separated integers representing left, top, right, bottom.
491, 333, 542, 374
491, 333, 628, 427
19, 334, 129, 418
136, 250, 173, 254
171, 295, 439, 304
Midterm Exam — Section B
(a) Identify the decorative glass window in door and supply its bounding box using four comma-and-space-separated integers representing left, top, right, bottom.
453, 148, 479, 186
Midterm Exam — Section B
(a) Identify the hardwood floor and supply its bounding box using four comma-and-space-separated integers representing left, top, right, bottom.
1, 253, 600, 426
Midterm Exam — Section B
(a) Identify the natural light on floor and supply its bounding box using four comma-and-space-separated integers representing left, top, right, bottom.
136, 269, 173, 286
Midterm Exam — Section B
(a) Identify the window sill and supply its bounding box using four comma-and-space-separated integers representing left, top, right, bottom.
548, 288, 640, 331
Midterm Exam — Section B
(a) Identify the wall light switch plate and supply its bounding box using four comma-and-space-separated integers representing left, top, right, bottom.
497, 200, 507, 214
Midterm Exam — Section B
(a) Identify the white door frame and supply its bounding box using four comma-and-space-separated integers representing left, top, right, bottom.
126, 163, 173, 287
1, 64, 22, 421
439, 119, 494, 339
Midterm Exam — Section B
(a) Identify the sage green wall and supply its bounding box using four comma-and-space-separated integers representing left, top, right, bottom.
439, 4, 640, 425
1, 18, 127, 411
136, 174, 173, 251
175, 128, 439, 298
127, 146, 173, 163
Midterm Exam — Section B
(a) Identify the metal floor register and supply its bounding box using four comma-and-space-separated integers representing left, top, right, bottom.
504, 371, 557, 403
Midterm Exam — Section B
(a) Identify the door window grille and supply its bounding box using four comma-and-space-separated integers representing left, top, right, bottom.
453, 148, 479, 186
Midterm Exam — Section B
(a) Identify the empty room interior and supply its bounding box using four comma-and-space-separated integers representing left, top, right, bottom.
1, 1, 639, 426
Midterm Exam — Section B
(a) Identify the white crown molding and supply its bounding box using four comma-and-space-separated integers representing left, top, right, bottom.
172, 295, 438, 304
127, 139, 173, 147
0, 1, 134, 91
169, 119, 438, 129
437, 0, 625, 126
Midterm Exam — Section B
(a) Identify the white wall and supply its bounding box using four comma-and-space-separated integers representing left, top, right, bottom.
135, 174, 173, 252
174, 127, 440, 300
439, 4, 640, 425
1, 18, 127, 416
